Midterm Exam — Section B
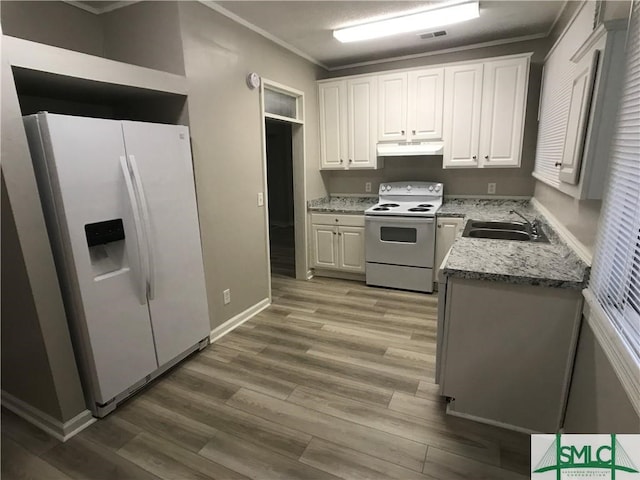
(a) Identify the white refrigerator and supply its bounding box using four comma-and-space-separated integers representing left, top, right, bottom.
23, 112, 211, 417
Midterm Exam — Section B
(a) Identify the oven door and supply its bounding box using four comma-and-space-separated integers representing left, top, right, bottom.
365, 216, 435, 268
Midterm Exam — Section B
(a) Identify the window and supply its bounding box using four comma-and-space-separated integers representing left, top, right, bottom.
590, 0, 640, 364
264, 88, 298, 120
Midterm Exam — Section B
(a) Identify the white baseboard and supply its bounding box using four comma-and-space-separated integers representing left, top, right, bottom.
530, 197, 593, 266
1, 390, 95, 442
209, 298, 270, 343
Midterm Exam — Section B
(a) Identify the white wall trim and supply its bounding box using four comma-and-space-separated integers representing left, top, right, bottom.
198, 1, 327, 69
327, 34, 545, 72
582, 289, 640, 418
1, 390, 95, 442
531, 197, 593, 265
209, 298, 270, 343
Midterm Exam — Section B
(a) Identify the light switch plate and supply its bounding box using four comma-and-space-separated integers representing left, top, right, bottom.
257, 192, 264, 206
487, 183, 496, 194
365, 182, 372, 193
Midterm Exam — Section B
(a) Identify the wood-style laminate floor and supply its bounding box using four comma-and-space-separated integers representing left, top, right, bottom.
1, 275, 531, 480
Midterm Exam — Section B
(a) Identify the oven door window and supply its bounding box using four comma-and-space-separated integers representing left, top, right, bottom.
380, 226, 417, 244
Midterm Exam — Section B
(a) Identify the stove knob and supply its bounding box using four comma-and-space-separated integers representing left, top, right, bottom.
407, 185, 412, 191
386, 185, 392, 191
435, 184, 441, 192
428, 185, 434, 191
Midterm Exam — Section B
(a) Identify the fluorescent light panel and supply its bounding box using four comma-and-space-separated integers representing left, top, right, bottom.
333, 1, 479, 43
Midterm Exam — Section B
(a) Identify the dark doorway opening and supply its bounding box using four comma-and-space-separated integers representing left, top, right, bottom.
266, 119, 295, 277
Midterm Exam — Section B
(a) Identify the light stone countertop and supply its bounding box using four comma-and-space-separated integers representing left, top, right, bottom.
306, 196, 589, 289
437, 199, 589, 289
307, 196, 378, 214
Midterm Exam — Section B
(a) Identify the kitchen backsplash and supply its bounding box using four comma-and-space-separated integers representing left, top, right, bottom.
324, 157, 536, 197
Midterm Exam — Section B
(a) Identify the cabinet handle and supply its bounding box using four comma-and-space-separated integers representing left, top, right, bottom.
412, 130, 416, 135
335, 219, 339, 222
338, 232, 342, 236
340, 159, 343, 164
438, 224, 442, 228
349, 159, 352, 163
555, 162, 562, 167
484, 155, 489, 160
401, 130, 405, 135
333, 231, 337, 235
472, 155, 477, 160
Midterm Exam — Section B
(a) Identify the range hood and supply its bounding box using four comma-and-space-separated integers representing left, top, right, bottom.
376, 141, 444, 157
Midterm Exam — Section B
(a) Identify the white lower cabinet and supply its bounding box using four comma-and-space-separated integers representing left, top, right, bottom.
435, 217, 464, 271
438, 277, 583, 433
310, 214, 365, 273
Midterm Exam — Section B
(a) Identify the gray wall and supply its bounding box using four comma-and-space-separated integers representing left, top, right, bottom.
0, 0, 103, 56
1, 43, 88, 422
321, 38, 547, 197
102, 1, 186, 75
534, 181, 601, 254
564, 321, 640, 433
177, 2, 326, 328
1, 174, 62, 419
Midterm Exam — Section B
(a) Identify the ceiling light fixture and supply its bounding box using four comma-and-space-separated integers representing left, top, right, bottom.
333, 1, 480, 43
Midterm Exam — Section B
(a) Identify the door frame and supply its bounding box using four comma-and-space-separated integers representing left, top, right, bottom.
259, 79, 308, 300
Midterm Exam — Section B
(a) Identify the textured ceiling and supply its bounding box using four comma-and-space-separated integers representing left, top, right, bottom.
215, 1, 564, 68
71, 1, 565, 69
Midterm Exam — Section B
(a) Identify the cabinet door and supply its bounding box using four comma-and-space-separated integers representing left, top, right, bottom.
378, 73, 407, 141
408, 68, 444, 140
312, 224, 337, 269
479, 57, 529, 168
435, 217, 464, 272
559, 50, 599, 185
347, 77, 377, 168
319, 81, 347, 169
443, 64, 483, 168
337, 226, 365, 272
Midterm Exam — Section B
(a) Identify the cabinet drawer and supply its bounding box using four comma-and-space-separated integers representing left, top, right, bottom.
311, 213, 365, 227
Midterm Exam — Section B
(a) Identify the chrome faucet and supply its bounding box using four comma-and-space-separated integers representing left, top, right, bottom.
510, 210, 541, 237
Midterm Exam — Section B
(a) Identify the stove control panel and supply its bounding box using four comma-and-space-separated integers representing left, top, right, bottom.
378, 182, 443, 196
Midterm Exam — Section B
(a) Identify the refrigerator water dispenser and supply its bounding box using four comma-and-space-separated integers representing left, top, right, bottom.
85, 219, 129, 280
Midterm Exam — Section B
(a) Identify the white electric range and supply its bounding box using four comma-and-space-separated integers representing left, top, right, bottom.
364, 182, 443, 293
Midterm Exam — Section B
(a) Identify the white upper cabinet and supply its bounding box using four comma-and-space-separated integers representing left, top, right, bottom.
319, 80, 347, 169
378, 72, 408, 141
443, 56, 529, 168
558, 50, 599, 185
378, 68, 444, 142
479, 57, 529, 168
443, 63, 483, 168
347, 77, 378, 168
407, 68, 444, 140
319, 76, 379, 170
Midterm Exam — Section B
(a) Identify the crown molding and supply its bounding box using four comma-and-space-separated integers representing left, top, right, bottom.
199, 1, 328, 70
63, 1, 141, 15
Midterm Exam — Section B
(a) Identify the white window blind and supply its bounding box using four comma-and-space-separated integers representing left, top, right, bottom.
590, 0, 640, 364
533, 2, 596, 187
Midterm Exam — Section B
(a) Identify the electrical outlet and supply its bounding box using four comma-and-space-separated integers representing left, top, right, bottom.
365, 182, 372, 193
257, 192, 264, 206
223, 289, 231, 304
487, 183, 496, 194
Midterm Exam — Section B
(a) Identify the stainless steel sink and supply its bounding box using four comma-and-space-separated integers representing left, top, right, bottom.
462, 219, 549, 243
466, 229, 532, 241
468, 221, 527, 231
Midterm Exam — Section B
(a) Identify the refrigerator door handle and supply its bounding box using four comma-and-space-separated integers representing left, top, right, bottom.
127, 154, 155, 300
119, 156, 148, 305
